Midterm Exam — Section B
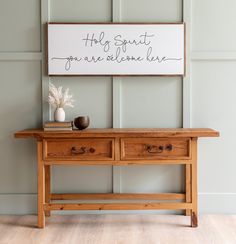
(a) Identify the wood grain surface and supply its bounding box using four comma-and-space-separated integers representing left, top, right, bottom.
14, 128, 219, 228
14, 128, 220, 139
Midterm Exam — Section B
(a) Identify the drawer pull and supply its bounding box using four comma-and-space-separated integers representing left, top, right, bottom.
145, 144, 164, 153
166, 144, 173, 151
71, 146, 96, 155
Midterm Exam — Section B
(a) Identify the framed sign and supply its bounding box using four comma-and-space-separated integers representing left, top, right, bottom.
47, 23, 185, 76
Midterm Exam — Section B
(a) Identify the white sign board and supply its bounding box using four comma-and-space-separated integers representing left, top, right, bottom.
47, 23, 185, 76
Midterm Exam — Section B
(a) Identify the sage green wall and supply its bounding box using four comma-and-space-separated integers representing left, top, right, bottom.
0, 0, 235, 214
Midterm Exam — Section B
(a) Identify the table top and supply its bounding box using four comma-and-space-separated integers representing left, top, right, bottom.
14, 128, 219, 139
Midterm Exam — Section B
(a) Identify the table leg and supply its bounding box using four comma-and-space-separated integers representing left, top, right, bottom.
37, 141, 45, 228
185, 164, 191, 216
45, 165, 51, 217
191, 138, 198, 227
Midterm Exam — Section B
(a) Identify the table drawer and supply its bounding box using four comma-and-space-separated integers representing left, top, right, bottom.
121, 138, 191, 160
44, 139, 114, 161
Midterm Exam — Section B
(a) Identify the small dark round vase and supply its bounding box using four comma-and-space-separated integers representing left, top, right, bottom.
74, 116, 90, 130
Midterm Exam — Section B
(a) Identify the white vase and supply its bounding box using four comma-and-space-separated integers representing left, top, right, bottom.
54, 107, 65, 122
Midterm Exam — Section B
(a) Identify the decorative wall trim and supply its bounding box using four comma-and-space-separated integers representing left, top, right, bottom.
41, 0, 51, 123
112, 0, 122, 21
112, 0, 122, 129
112, 79, 122, 128
182, 0, 192, 128
191, 51, 236, 61
112, 0, 122, 194
0, 52, 42, 61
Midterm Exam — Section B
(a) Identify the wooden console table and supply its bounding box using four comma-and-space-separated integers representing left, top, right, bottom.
15, 128, 219, 228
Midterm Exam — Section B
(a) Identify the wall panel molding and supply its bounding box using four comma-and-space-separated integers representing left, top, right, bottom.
191, 51, 236, 61
183, 0, 192, 128
41, 0, 51, 122
112, 0, 122, 193
0, 52, 42, 61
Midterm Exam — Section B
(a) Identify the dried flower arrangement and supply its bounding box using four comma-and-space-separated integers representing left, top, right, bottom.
48, 82, 74, 108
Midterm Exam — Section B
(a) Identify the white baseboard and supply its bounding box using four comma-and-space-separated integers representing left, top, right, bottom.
0, 193, 235, 214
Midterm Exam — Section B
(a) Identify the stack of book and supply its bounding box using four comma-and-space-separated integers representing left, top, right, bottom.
43, 121, 73, 131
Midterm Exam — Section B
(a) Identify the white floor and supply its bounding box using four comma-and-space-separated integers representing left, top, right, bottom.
0, 215, 236, 244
